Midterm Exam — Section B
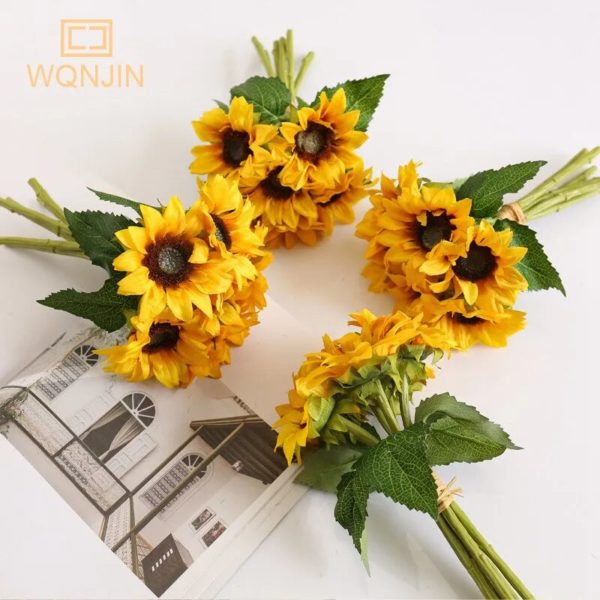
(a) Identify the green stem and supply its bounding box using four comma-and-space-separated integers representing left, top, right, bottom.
27, 178, 67, 222
286, 29, 295, 102
0, 236, 85, 258
274, 38, 287, 84
555, 166, 597, 192
444, 504, 518, 599
525, 179, 600, 220
373, 406, 395, 436
0, 197, 73, 240
337, 415, 380, 447
452, 503, 534, 599
437, 512, 499, 599
398, 375, 414, 429
375, 380, 401, 432
251, 36, 275, 77
295, 51, 314, 93
517, 146, 600, 219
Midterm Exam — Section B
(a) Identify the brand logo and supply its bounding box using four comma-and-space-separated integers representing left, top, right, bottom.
27, 19, 144, 88
60, 19, 113, 58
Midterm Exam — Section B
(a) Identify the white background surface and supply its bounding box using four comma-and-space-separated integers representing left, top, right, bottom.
1, 0, 599, 598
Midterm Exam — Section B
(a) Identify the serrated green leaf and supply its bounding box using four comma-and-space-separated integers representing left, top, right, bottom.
64, 209, 134, 273
334, 426, 438, 558
295, 446, 365, 493
335, 469, 370, 553
456, 161, 547, 218
38, 278, 138, 332
230, 76, 290, 124
424, 416, 510, 465
494, 219, 565, 294
313, 74, 389, 132
88, 188, 142, 214
415, 393, 519, 455
415, 393, 487, 424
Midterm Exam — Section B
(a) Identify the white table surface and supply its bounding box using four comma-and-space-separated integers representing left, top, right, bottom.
1, 0, 599, 598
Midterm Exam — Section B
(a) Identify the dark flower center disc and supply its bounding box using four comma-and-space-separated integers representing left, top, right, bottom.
143, 322, 180, 353
454, 243, 497, 281
295, 122, 333, 162
453, 313, 484, 325
260, 166, 295, 200
416, 212, 455, 251
211, 214, 232, 249
222, 129, 251, 166
144, 236, 193, 286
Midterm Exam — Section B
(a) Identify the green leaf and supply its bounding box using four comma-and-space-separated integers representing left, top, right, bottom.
415, 392, 489, 424
415, 393, 518, 465
334, 426, 438, 557
88, 188, 142, 214
313, 74, 389, 132
296, 97, 309, 109
214, 99, 229, 111
64, 209, 134, 273
38, 278, 138, 332
296, 446, 365, 493
230, 76, 290, 124
456, 161, 547, 218
424, 416, 511, 466
494, 219, 565, 294
335, 469, 370, 554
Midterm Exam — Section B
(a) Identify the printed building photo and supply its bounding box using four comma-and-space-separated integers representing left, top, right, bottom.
0, 328, 288, 597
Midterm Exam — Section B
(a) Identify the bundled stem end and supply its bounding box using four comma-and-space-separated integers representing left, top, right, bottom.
251, 29, 314, 104
508, 146, 600, 223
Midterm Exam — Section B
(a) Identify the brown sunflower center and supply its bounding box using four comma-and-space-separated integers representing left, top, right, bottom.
295, 122, 333, 162
222, 129, 251, 166
454, 243, 497, 281
416, 212, 455, 251
453, 314, 484, 325
321, 192, 343, 207
260, 166, 294, 200
143, 322, 180, 353
144, 236, 193, 286
211, 214, 232, 249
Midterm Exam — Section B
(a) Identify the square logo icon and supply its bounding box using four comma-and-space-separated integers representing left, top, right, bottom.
60, 19, 113, 58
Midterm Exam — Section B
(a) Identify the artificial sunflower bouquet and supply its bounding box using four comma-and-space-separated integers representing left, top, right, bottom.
0, 176, 269, 387
357, 149, 600, 349
275, 310, 532, 598
190, 30, 386, 248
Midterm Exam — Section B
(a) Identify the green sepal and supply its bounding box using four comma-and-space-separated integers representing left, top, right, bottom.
214, 99, 229, 111
494, 219, 565, 294
38, 278, 138, 332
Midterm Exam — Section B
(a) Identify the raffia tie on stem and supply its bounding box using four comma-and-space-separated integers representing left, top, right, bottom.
434, 472, 463, 513
498, 202, 527, 225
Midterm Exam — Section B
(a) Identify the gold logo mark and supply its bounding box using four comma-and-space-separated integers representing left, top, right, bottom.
60, 19, 113, 58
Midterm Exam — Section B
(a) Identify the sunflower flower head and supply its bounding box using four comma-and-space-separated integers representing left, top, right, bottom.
190, 96, 278, 177
107, 179, 269, 387
113, 195, 234, 323
279, 88, 368, 191
274, 309, 450, 464
191, 175, 270, 287
96, 309, 210, 388
356, 161, 530, 350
